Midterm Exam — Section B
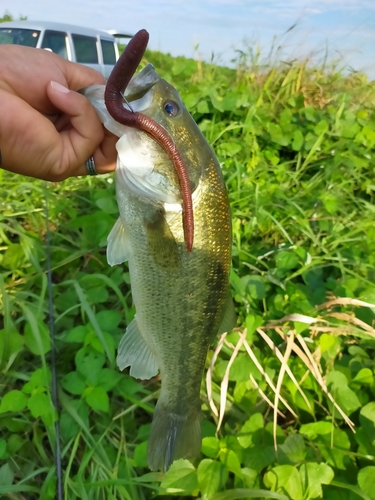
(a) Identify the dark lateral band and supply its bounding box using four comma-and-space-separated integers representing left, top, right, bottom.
0, 149, 2, 166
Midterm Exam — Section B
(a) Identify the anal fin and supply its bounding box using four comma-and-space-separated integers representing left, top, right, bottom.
117, 317, 159, 380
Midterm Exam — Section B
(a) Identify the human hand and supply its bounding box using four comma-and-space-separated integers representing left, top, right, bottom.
0, 45, 118, 181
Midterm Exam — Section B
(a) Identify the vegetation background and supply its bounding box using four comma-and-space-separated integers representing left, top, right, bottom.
1, 12, 375, 500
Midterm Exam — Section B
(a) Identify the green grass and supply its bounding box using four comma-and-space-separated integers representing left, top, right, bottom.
1, 46, 375, 500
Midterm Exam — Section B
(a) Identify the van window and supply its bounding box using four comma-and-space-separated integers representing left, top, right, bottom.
41, 30, 67, 59
0, 28, 40, 47
101, 39, 116, 65
72, 34, 98, 64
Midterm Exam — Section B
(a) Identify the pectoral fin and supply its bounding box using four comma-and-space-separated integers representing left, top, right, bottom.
117, 317, 159, 380
107, 217, 131, 266
145, 209, 181, 269
218, 291, 237, 334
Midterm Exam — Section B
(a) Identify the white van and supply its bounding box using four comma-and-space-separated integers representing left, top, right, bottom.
0, 21, 132, 79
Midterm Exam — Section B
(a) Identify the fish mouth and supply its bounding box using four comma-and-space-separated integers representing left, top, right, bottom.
124, 64, 159, 102
115, 63, 182, 205
104, 30, 194, 251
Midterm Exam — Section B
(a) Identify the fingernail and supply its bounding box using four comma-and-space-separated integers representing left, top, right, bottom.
50, 81, 70, 93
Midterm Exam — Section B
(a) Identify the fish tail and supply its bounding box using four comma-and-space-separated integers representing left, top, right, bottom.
147, 404, 201, 472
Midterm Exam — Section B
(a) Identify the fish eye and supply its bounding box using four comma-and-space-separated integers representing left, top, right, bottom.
164, 100, 180, 117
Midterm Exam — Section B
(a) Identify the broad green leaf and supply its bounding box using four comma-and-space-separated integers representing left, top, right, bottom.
0, 390, 27, 414
316, 428, 351, 470
95, 196, 118, 214
326, 371, 348, 389
40, 475, 57, 500
348, 346, 370, 359
293, 321, 309, 335
357, 467, 375, 500
218, 141, 243, 158
183, 92, 200, 109
244, 446, 276, 472
133, 441, 148, 468
0, 439, 6, 458
84, 330, 115, 359
357, 109, 368, 120
96, 368, 122, 391
197, 99, 210, 114
245, 314, 263, 337
210, 489, 288, 500
171, 59, 187, 75
60, 399, 89, 441
61, 371, 86, 395
292, 130, 304, 151
320, 193, 338, 215
293, 390, 315, 416
304, 106, 317, 121
363, 124, 375, 145
339, 120, 360, 139
238, 413, 264, 448
279, 434, 306, 463
1, 243, 25, 269
136, 423, 151, 441
0, 463, 14, 486
268, 123, 288, 146
319, 333, 337, 355
239, 468, 259, 489
352, 368, 373, 385
71, 213, 112, 247
0, 329, 24, 367
24, 321, 51, 356
219, 448, 242, 477
22, 367, 51, 393
221, 92, 238, 111
85, 386, 109, 413
6, 435, 24, 454
202, 436, 220, 458
85, 330, 107, 352
229, 354, 258, 382
209, 90, 224, 112
160, 459, 198, 496
300, 421, 333, 439
359, 402, 375, 443
198, 459, 228, 498
202, 420, 217, 439
95, 310, 122, 331
300, 462, 334, 499
314, 119, 328, 135
242, 275, 266, 300
64, 325, 87, 343
234, 380, 250, 403
264, 465, 303, 500
27, 393, 53, 419
75, 347, 105, 384
335, 386, 361, 415
360, 402, 375, 424
275, 251, 299, 270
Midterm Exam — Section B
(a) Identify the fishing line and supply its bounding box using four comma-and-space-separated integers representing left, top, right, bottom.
120, 91, 135, 113
44, 183, 63, 500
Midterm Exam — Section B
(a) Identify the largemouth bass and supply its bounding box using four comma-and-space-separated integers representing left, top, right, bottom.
84, 62, 235, 472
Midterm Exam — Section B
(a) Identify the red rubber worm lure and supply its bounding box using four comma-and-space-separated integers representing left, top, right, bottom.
104, 29, 194, 252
